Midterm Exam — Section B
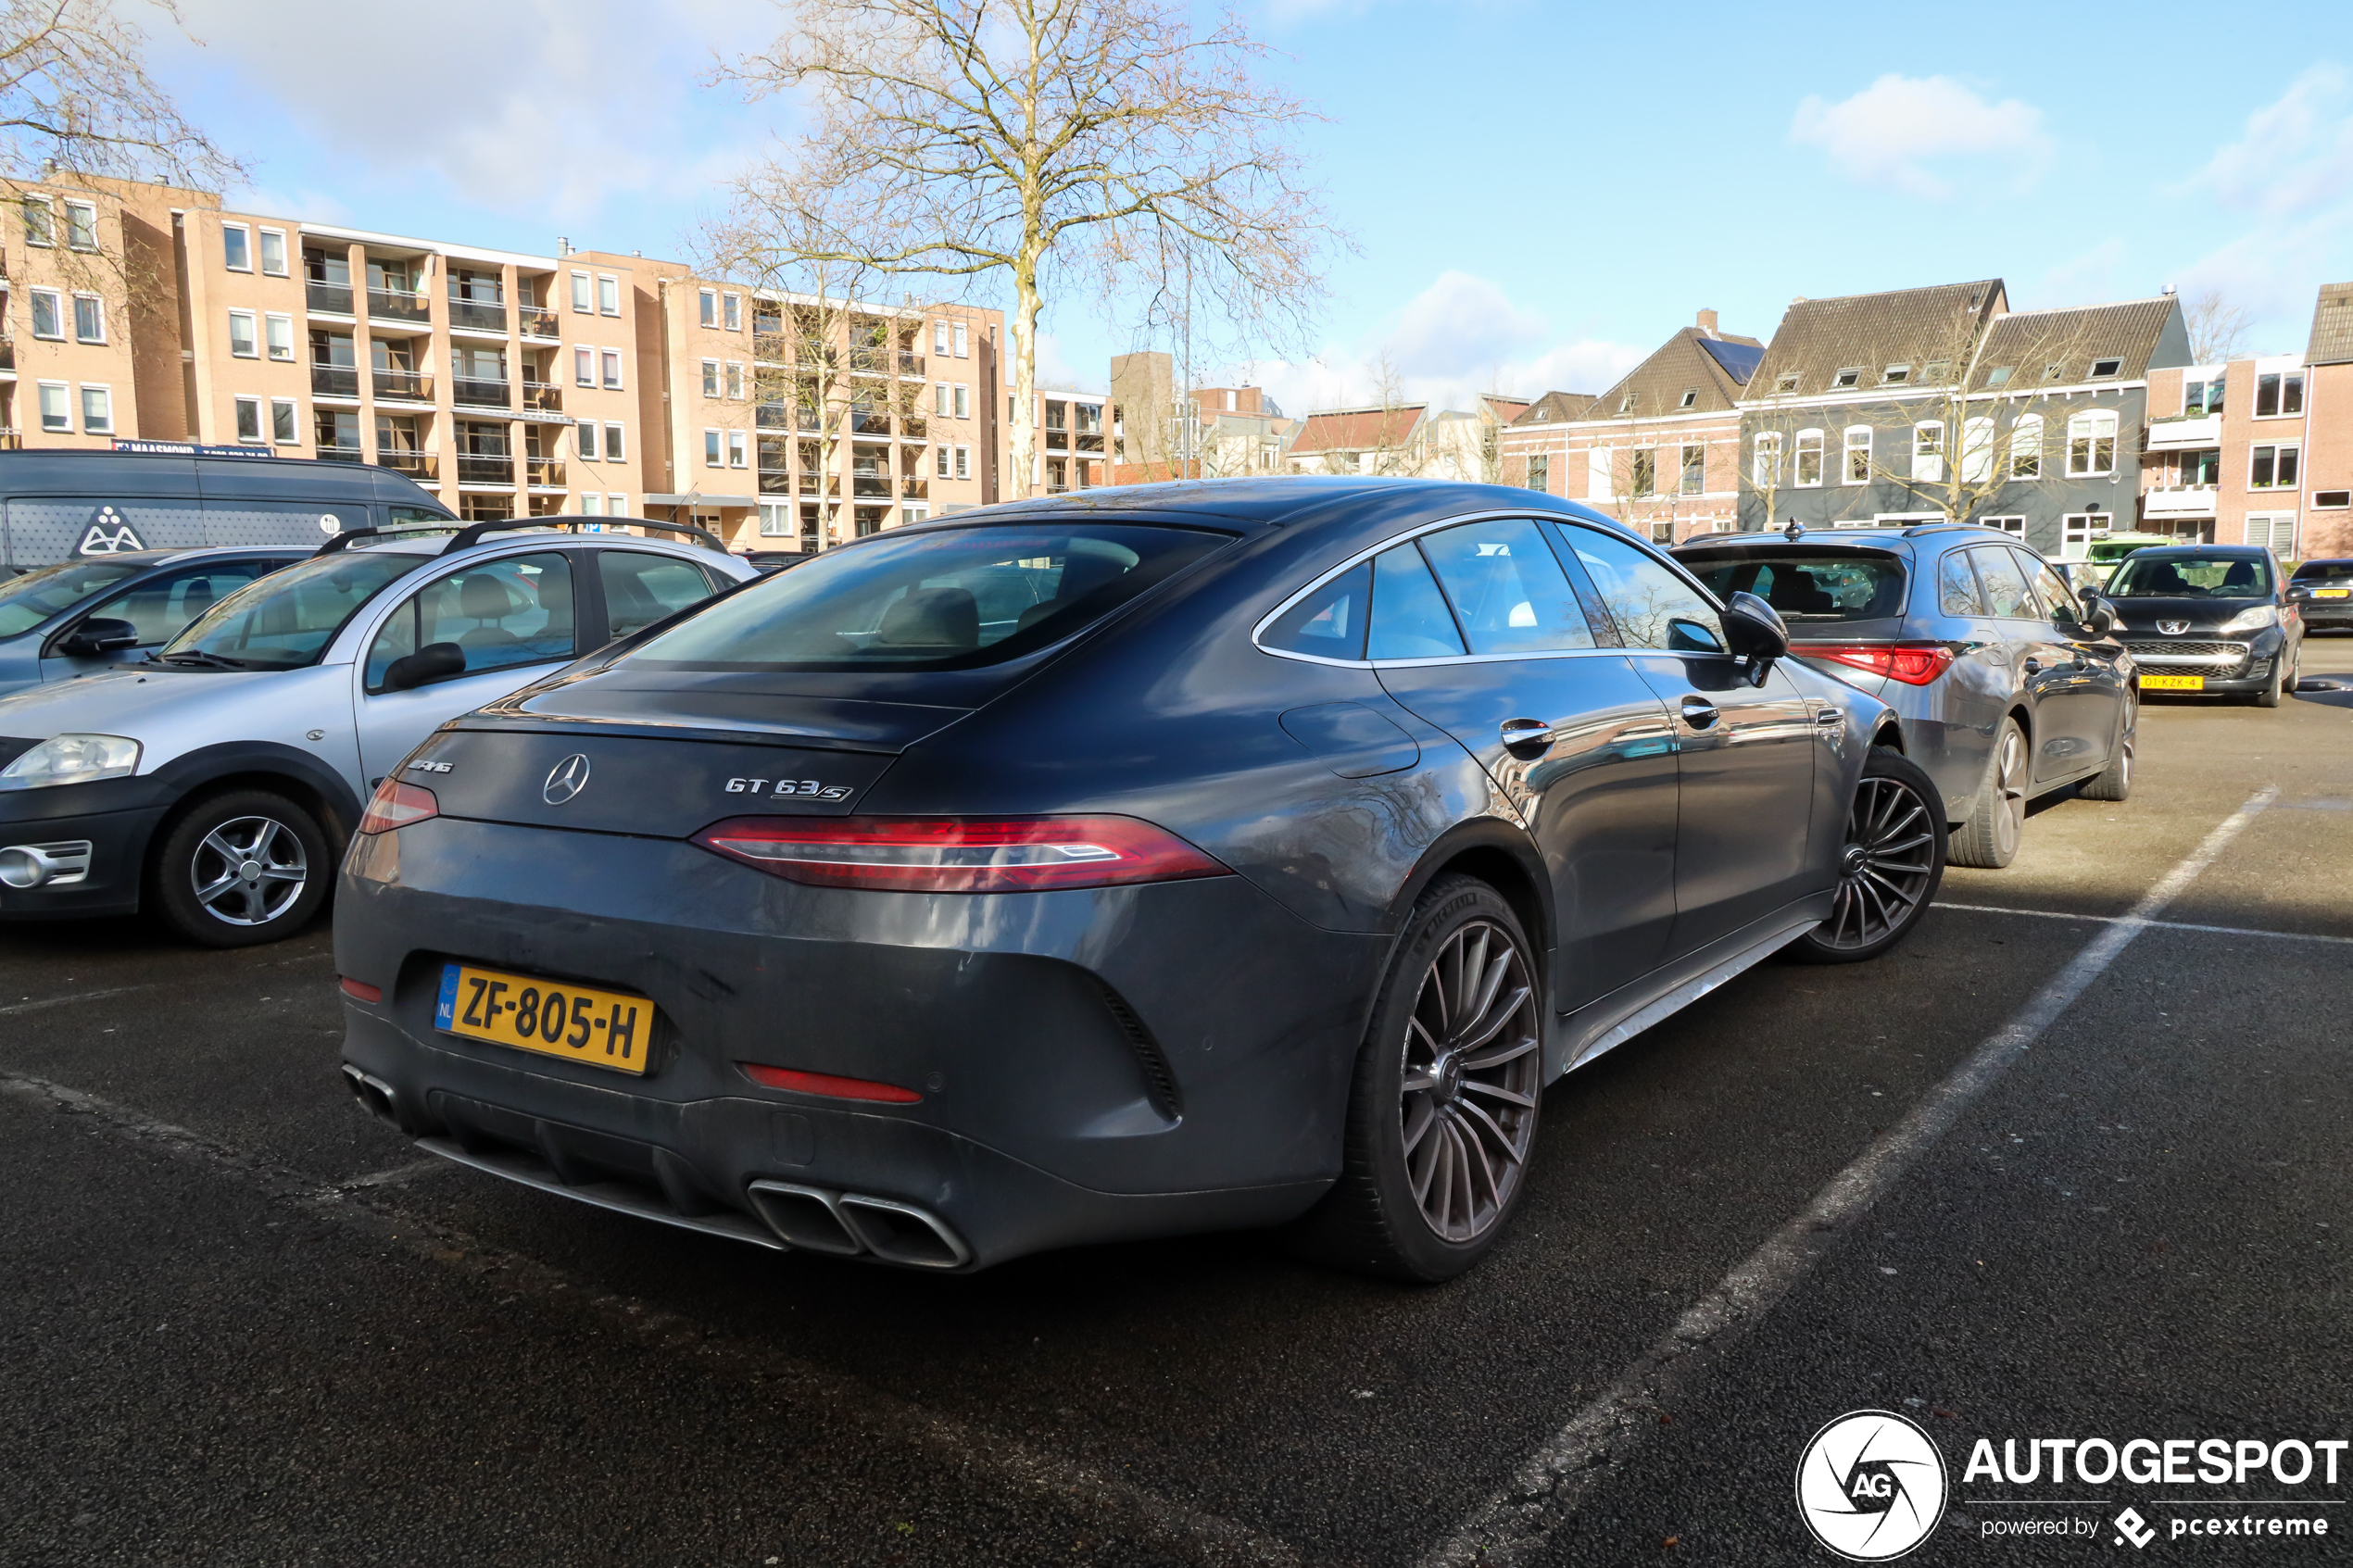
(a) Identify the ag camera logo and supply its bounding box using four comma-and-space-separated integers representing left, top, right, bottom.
1796, 1410, 1949, 1561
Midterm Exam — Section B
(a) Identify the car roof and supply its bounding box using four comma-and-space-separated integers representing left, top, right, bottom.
928, 476, 1551, 532
2126, 543, 2268, 557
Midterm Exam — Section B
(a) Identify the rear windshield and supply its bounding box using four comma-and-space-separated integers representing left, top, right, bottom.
0, 558, 147, 639
2292, 560, 2353, 582
1680, 553, 1908, 621
2107, 554, 2271, 597
159, 551, 417, 670
625, 522, 1229, 672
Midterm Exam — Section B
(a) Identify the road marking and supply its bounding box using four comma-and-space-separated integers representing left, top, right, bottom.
1420, 788, 2278, 1568
1933, 901, 2353, 947
0, 1068, 1299, 1567
0, 985, 150, 1017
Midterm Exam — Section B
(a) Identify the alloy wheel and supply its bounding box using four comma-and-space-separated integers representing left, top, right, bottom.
1397, 920, 1541, 1244
1819, 775, 1938, 951
1991, 725, 2027, 859
191, 815, 309, 927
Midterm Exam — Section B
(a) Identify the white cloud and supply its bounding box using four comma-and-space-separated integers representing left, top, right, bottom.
1790, 74, 2051, 198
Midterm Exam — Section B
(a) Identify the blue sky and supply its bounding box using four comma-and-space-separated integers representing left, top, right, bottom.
148, 1, 2353, 413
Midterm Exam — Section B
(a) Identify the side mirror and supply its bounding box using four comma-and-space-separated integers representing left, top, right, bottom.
56, 617, 141, 659
2076, 593, 2120, 636
1720, 590, 1789, 686
2286, 584, 2312, 603
381, 641, 466, 692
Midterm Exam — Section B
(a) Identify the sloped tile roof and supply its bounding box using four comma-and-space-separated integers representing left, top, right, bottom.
1510, 390, 1598, 426
1288, 404, 1428, 454
1967, 296, 2187, 390
1748, 281, 2006, 398
1587, 327, 1765, 420
2308, 282, 2353, 366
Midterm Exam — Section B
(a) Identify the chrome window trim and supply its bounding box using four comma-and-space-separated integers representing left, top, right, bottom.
1251, 506, 1721, 669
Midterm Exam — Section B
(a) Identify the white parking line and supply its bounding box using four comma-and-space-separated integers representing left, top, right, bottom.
0, 985, 150, 1017
1420, 788, 2279, 1568
1932, 901, 2353, 946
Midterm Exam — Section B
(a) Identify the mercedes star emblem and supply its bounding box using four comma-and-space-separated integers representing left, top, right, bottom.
542, 754, 592, 805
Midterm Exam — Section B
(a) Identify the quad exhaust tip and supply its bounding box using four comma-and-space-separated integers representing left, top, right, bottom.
747, 1179, 972, 1269
341, 1064, 401, 1127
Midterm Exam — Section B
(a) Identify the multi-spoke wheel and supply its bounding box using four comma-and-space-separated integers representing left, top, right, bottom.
1793, 748, 1945, 964
1295, 874, 1544, 1281
151, 790, 333, 947
1949, 715, 2028, 868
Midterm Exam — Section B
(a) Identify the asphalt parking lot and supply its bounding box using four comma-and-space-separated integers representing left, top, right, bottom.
5, 647, 2349, 1567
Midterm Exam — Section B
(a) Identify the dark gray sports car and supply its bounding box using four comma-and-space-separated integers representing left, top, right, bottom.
335, 480, 1944, 1279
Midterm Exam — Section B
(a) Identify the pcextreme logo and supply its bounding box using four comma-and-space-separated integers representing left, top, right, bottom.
1796, 1410, 1950, 1561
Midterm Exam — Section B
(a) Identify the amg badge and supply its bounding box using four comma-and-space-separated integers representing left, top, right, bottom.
725, 777, 853, 800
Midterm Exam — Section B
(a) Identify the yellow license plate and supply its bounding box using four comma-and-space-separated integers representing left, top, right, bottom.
434, 962, 652, 1074
2141, 673, 2206, 691
2313, 588, 2350, 598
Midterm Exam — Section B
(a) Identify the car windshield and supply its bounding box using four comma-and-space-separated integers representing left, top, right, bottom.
1681, 553, 1907, 621
158, 551, 419, 670
626, 522, 1230, 672
0, 558, 148, 639
2292, 560, 2353, 582
2106, 554, 2271, 598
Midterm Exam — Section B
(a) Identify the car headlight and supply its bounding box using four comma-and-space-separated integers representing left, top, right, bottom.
2218, 605, 2279, 635
0, 734, 143, 791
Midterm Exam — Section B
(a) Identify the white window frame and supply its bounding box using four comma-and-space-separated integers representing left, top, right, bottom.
264, 312, 294, 362
575, 420, 598, 461
271, 396, 298, 445
2254, 371, 2305, 419
723, 293, 742, 332
64, 200, 97, 252
1843, 425, 1872, 485
2246, 514, 2297, 554
1649, 519, 1676, 545
759, 500, 791, 537
701, 358, 722, 398
223, 221, 253, 272
2248, 442, 2300, 490
571, 271, 592, 313
952, 383, 969, 420
726, 361, 745, 400
1678, 441, 1705, 495
22, 195, 54, 247
233, 395, 262, 443
2067, 409, 2117, 477
1794, 429, 1825, 488
1958, 417, 1995, 483
598, 275, 620, 317
579, 491, 603, 517
955, 445, 970, 481
934, 321, 950, 356
2008, 414, 2044, 479
698, 288, 718, 328
79, 383, 113, 435
36, 380, 70, 433
601, 349, 623, 390
1911, 420, 1944, 484
1752, 432, 1781, 488
259, 228, 288, 277
1980, 515, 2025, 537
936, 445, 951, 478
604, 422, 624, 461
28, 287, 63, 340
608, 492, 625, 515
72, 294, 106, 345
704, 428, 723, 468
1587, 445, 1613, 500
953, 321, 968, 358
935, 383, 950, 417
573, 346, 594, 387
727, 430, 748, 469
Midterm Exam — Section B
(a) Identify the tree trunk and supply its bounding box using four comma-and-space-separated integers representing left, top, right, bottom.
1009, 256, 1040, 501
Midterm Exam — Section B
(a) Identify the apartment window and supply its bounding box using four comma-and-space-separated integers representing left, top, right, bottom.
956, 445, 970, 480
1794, 429, 1824, 487
1832, 367, 1861, 388
2185, 374, 2225, 415
234, 396, 262, 443
575, 420, 598, 461
934, 321, 950, 356
2312, 490, 2350, 509
1650, 520, 1675, 546
701, 358, 722, 397
1881, 364, 1910, 384
726, 362, 745, 400
2008, 413, 2043, 478
574, 346, 594, 386
28, 288, 62, 340
2249, 444, 2300, 489
2062, 513, 2107, 554
259, 229, 287, 276
1528, 453, 1551, 493
601, 349, 622, 389
1843, 426, 1871, 484
1912, 421, 1944, 483
1959, 417, 1994, 483
568, 271, 589, 313
1677, 388, 1697, 409
2255, 371, 2305, 419
37, 382, 69, 433
1617, 392, 1636, 414
2043, 361, 2064, 383
1679, 443, 1704, 495
705, 429, 722, 468
1629, 447, 1656, 497
935, 382, 950, 417
598, 275, 619, 316
728, 431, 748, 468
1775, 372, 1799, 394
271, 397, 298, 445
724, 294, 741, 332
1980, 516, 2026, 538
265, 313, 294, 361
2181, 447, 2221, 486
580, 491, 603, 517
953, 383, 969, 420
1922, 360, 1950, 383
223, 223, 253, 271
2089, 357, 2122, 379
608, 493, 625, 515
79, 384, 112, 434
2246, 515, 2296, 555
1984, 366, 2014, 388
228, 309, 258, 358
73, 295, 105, 344
936, 445, 951, 478
22, 196, 53, 246
2067, 410, 2117, 476
604, 422, 624, 461
698, 289, 717, 328
1752, 432, 1782, 487
953, 321, 967, 358
65, 200, 96, 251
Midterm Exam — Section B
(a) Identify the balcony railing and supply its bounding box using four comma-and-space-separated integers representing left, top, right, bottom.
522, 380, 561, 412
852, 475, 892, 497
900, 351, 924, 376
373, 367, 433, 402
526, 458, 565, 488
900, 418, 927, 443
850, 411, 891, 434
448, 296, 507, 332
899, 477, 926, 499
517, 305, 559, 338
378, 450, 437, 480
1076, 433, 1104, 453
452, 376, 511, 408
368, 288, 429, 325
310, 365, 360, 398
753, 332, 788, 363
758, 471, 792, 495
455, 454, 514, 484
306, 281, 354, 314
2145, 485, 2219, 519
756, 401, 791, 429
798, 474, 837, 496
316, 445, 367, 465
0, 427, 21, 449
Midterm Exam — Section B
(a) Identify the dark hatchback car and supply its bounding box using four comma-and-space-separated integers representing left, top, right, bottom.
2105, 545, 2304, 706
1675, 525, 2133, 870
335, 480, 1945, 1280
2288, 559, 2353, 633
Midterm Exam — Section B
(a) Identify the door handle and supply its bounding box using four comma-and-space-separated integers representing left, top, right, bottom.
1499, 718, 1553, 758
1679, 696, 1719, 730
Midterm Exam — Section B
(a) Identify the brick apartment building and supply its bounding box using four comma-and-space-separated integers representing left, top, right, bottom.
1103, 353, 1293, 481
4, 174, 1005, 554
1287, 393, 1525, 481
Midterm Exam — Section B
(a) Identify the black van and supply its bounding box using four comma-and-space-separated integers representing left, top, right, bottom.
0, 445, 455, 571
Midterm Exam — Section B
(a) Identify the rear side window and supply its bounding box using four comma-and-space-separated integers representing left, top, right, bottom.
1552, 524, 1725, 653
1417, 517, 1594, 654
598, 551, 718, 640
1366, 543, 1465, 660
2291, 560, 2353, 582
1682, 552, 1907, 622
365, 552, 575, 690
1263, 560, 1370, 660
2023, 557, 2082, 622
0, 558, 145, 639
1936, 551, 1984, 616
1968, 546, 2037, 619
83, 561, 277, 648
628, 523, 1226, 672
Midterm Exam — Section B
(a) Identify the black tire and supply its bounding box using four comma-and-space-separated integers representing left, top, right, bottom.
1788, 748, 1945, 965
2078, 693, 2136, 801
1948, 715, 2028, 869
1292, 874, 1543, 1283
149, 789, 332, 948
2253, 651, 2287, 708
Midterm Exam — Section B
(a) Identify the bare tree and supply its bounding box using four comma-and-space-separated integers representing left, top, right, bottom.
2182, 288, 2250, 365
0, 0, 243, 188
717, 0, 1341, 501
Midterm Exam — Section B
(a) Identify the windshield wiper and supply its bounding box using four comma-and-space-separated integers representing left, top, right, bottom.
157, 649, 254, 671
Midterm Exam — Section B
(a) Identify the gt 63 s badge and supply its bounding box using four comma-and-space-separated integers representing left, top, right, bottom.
725, 778, 852, 800
1795, 1410, 1949, 1561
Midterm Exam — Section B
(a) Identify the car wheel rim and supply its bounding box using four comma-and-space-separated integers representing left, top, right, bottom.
1994, 727, 2026, 856
1821, 776, 1936, 950
1398, 919, 1541, 1245
191, 815, 308, 927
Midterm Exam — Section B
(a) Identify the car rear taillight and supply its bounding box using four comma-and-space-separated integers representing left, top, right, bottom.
1791, 642, 1956, 686
359, 779, 439, 834
338, 976, 383, 1003
692, 814, 1229, 892
738, 1062, 922, 1103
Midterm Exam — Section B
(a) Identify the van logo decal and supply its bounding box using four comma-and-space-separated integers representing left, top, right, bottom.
76, 507, 145, 556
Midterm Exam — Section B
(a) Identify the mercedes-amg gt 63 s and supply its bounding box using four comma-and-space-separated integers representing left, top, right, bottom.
335, 479, 1944, 1280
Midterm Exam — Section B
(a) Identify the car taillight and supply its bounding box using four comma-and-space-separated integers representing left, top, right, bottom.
738, 1062, 922, 1103
359, 779, 439, 834
338, 976, 384, 1003
1791, 643, 1956, 686
692, 814, 1229, 892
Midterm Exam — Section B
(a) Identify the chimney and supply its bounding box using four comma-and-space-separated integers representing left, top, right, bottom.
557, 235, 571, 256
1696, 308, 1718, 337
